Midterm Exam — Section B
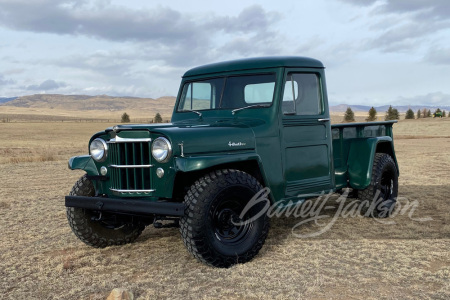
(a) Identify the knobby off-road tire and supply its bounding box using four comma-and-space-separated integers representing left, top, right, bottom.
180, 169, 270, 268
359, 153, 399, 218
66, 175, 144, 248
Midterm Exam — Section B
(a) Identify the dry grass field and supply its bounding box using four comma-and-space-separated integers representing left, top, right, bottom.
1, 116, 449, 299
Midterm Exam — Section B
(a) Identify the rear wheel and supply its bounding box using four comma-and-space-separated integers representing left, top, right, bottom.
359, 153, 398, 218
66, 175, 145, 248
180, 169, 270, 268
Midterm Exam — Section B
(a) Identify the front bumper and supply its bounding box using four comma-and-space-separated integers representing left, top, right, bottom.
65, 195, 185, 217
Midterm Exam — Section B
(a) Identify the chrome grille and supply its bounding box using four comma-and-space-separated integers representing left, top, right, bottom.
108, 138, 154, 194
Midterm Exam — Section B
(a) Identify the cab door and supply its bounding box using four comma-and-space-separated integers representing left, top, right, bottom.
280, 70, 334, 198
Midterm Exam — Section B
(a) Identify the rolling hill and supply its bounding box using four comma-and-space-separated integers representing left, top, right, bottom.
1, 94, 176, 112
0, 97, 17, 104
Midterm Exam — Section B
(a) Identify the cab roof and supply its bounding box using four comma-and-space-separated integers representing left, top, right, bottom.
183, 56, 324, 78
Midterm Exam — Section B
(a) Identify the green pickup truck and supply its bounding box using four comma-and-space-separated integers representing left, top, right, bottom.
65, 57, 399, 268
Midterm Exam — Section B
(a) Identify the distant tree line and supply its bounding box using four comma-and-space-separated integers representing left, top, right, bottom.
343, 106, 447, 122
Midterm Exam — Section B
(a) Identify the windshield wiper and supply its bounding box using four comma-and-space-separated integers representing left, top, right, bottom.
181, 109, 202, 118
231, 104, 270, 115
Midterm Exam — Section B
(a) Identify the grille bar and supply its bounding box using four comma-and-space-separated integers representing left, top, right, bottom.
109, 137, 152, 143
110, 165, 154, 168
108, 139, 153, 194
110, 188, 155, 193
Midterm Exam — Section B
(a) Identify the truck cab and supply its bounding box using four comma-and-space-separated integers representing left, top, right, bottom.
65, 57, 399, 267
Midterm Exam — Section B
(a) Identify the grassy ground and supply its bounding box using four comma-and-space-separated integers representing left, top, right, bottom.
0, 117, 449, 299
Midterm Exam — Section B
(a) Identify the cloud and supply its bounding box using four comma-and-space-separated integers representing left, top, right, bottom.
26, 79, 67, 91
0, 75, 15, 85
338, 0, 378, 6
0, 1, 281, 68
377, 0, 450, 20
425, 47, 450, 65
341, 0, 450, 19
55, 50, 133, 75
397, 92, 450, 106
367, 21, 439, 53
0, 1, 277, 43
219, 31, 283, 57
212, 5, 279, 34
0, 1, 193, 43
338, 0, 450, 53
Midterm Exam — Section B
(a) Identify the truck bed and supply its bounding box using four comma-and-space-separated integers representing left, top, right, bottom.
331, 120, 397, 190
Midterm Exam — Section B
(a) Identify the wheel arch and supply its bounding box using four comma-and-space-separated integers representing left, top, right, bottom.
172, 155, 268, 202
347, 137, 399, 190
375, 140, 399, 175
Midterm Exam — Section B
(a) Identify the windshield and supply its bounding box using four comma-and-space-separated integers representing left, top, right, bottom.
177, 73, 276, 112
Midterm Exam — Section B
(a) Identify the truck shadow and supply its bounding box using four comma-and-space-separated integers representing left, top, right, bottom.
266, 184, 449, 244
134, 184, 448, 253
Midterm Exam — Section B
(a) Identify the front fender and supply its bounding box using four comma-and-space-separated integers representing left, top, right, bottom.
347, 137, 398, 189
68, 155, 99, 176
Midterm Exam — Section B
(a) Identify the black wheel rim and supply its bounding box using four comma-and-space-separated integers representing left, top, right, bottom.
211, 195, 254, 245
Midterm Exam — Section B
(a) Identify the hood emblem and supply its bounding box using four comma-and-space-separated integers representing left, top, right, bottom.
228, 141, 246, 147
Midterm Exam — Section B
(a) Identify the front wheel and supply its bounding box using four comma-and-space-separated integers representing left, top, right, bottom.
180, 169, 270, 268
66, 175, 145, 248
358, 153, 399, 218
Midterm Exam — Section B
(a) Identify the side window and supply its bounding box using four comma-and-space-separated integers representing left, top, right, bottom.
282, 73, 323, 116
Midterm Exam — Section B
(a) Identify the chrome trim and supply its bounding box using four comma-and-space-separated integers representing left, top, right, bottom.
178, 142, 184, 157
152, 137, 172, 163
156, 167, 165, 178
318, 118, 330, 122
108, 137, 152, 143
90, 138, 108, 162
110, 188, 156, 193
110, 164, 154, 168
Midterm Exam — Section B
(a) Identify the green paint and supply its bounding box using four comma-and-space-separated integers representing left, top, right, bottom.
69, 56, 398, 204
68, 155, 99, 176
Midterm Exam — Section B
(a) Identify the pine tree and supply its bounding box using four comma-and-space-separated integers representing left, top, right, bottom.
427, 109, 431, 117
385, 106, 393, 120
385, 105, 399, 120
393, 108, 400, 120
405, 108, 415, 119
344, 107, 355, 122
366, 107, 377, 121
417, 109, 421, 119
154, 112, 163, 123
121, 112, 130, 123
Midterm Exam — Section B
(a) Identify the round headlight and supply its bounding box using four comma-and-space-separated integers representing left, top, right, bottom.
152, 137, 172, 163
90, 138, 108, 162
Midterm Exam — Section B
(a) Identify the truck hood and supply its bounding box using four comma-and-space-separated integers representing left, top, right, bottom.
108, 118, 263, 155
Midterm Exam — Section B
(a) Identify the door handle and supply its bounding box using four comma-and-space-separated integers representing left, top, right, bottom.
318, 118, 330, 122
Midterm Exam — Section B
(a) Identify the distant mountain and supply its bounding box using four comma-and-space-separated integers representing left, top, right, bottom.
330, 104, 450, 113
0, 97, 17, 104
1, 94, 176, 116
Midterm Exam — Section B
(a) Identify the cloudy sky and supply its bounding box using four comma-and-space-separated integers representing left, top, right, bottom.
0, 0, 449, 106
